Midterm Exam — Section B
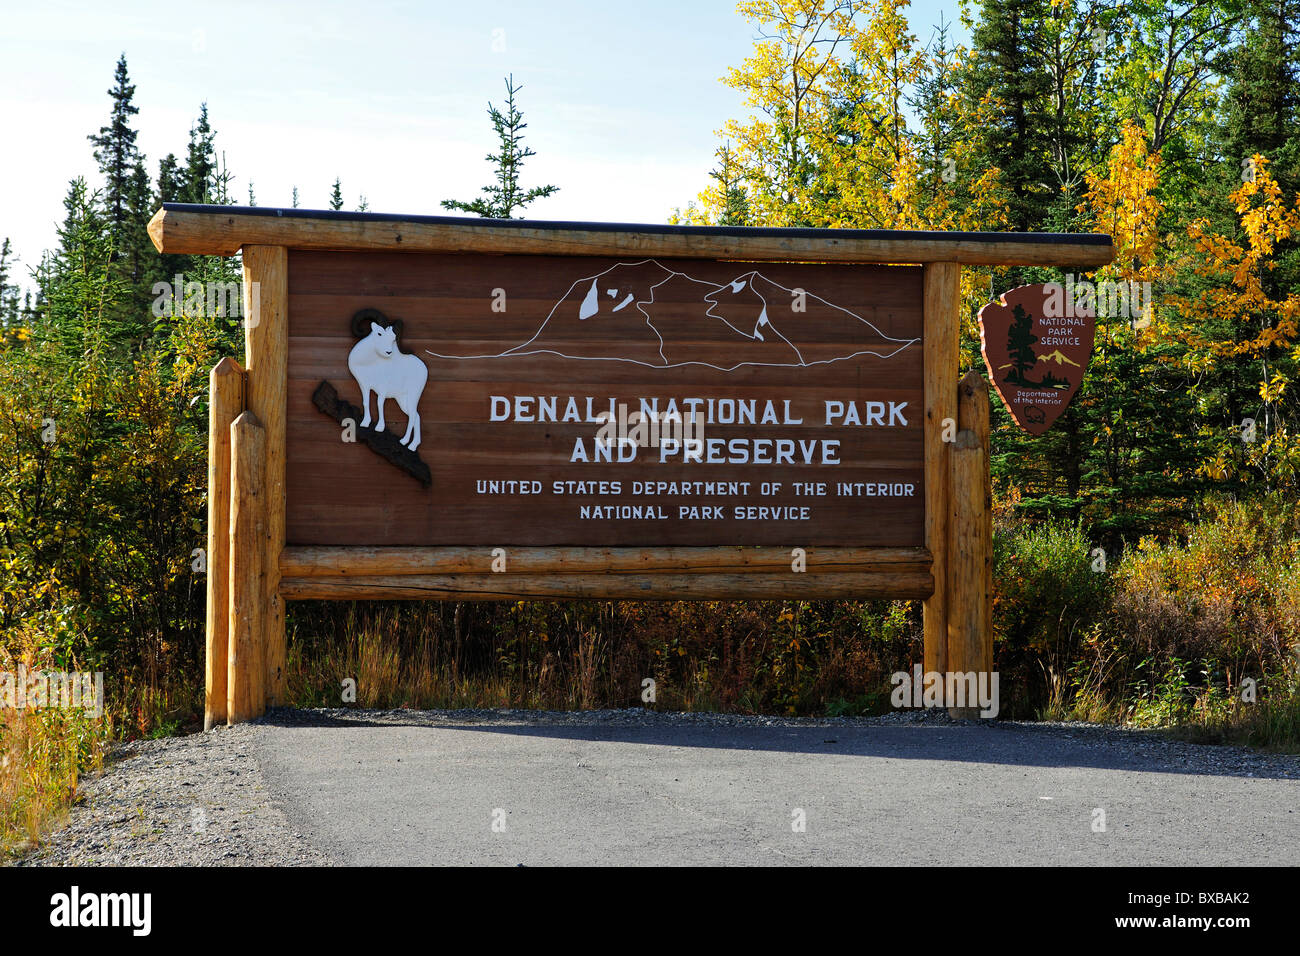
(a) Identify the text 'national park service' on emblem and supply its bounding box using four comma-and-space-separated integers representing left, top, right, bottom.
978, 282, 1095, 436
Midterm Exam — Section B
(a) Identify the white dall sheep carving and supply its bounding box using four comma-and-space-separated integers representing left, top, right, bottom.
348, 313, 428, 451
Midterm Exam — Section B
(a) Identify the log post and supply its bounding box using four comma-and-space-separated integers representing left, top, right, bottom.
228, 411, 267, 724
922, 262, 960, 682
204, 358, 245, 730
241, 246, 288, 707
947, 370, 993, 718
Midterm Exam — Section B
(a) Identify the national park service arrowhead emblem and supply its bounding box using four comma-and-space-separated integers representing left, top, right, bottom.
978, 283, 1094, 435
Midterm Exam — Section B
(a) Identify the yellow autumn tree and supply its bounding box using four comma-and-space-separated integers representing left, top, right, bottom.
678, 0, 1006, 235
1171, 155, 1300, 487
674, 0, 857, 227
675, 0, 1009, 347
1081, 122, 1167, 312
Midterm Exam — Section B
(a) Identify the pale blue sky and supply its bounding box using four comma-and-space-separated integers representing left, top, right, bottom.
0, 0, 970, 280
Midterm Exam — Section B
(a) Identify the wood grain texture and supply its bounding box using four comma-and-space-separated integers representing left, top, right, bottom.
243, 246, 288, 705
204, 358, 243, 731
286, 251, 925, 549
948, 370, 993, 717
922, 263, 960, 676
148, 205, 1116, 267
279, 545, 932, 576
228, 412, 266, 724
280, 571, 933, 601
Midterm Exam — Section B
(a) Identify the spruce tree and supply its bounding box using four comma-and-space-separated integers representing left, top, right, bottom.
912, 18, 960, 213
442, 75, 559, 219
87, 54, 141, 256
157, 154, 183, 204
181, 104, 217, 204
1220, 0, 1300, 199
153, 153, 187, 291
34, 178, 132, 353
708, 144, 749, 226
330, 178, 344, 211
960, 0, 1056, 234
122, 156, 158, 310
0, 238, 21, 328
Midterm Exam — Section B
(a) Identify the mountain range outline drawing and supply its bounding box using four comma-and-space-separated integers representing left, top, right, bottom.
425, 258, 919, 370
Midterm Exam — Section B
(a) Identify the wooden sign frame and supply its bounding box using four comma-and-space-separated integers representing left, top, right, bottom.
148, 204, 1113, 726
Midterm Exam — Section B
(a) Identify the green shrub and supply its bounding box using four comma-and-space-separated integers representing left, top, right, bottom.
992, 518, 1114, 715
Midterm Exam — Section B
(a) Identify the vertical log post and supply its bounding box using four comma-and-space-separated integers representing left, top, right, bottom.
228, 411, 267, 724
241, 246, 288, 707
922, 262, 960, 683
947, 370, 993, 718
204, 358, 245, 730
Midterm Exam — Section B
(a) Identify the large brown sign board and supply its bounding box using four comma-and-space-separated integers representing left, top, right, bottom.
286, 252, 925, 548
148, 204, 1114, 722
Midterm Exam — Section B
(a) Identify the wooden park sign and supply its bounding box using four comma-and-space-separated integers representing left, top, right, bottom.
146, 204, 1113, 725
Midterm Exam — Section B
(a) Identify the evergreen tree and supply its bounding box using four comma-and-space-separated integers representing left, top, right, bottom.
122, 156, 158, 308
86, 56, 161, 326
442, 75, 559, 219
329, 178, 344, 211
0, 238, 21, 329
87, 54, 141, 255
181, 104, 217, 204
1220, 0, 1300, 198
210, 151, 235, 205
33, 178, 133, 353
153, 153, 187, 293
291, 186, 300, 208
157, 153, 183, 204
912, 18, 960, 211
960, 0, 1057, 234
708, 144, 749, 226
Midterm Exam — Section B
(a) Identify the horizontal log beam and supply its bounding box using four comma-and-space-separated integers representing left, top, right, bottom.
149, 204, 1114, 267
279, 571, 934, 601
279, 545, 932, 577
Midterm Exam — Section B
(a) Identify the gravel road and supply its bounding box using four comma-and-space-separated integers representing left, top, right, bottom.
19, 708, 1300, 866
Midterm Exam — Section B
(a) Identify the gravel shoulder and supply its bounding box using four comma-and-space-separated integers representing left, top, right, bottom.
17, 721, 333, 866
16, 708, 1300, 867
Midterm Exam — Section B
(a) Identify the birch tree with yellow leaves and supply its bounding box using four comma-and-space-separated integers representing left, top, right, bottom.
1174, 156, 1300, 488
678, 0, 1006, 236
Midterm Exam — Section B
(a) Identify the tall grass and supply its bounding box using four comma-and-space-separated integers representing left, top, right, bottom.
0, 637, 112, 856
284, 598, 921, 717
